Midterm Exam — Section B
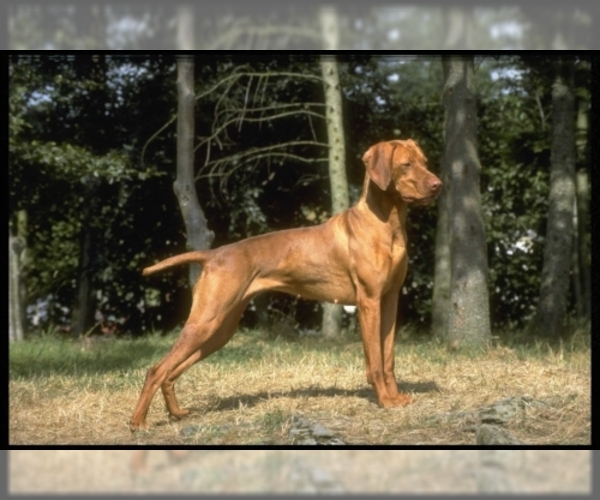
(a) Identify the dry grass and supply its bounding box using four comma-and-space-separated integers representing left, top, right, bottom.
9, 326, 590, 445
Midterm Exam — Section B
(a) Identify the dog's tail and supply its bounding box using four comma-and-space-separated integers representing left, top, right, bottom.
142, 251, 211, 276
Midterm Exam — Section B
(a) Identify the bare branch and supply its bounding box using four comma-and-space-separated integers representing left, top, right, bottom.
200, 140, 328, 174
147, 73, 293, 168
238, 76, 252, 131
195, 108, 326, 157
534, 90, 546, 130
124, 51, 324, 199
197, 140, 329, 193
140, 113, 176, 166
195, 70, 323, 105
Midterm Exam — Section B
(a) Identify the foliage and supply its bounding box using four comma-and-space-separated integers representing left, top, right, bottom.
9, 54, 177, 333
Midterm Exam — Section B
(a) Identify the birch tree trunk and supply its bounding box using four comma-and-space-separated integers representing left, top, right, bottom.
319, 6, 348, 338
173, 55, 214, 287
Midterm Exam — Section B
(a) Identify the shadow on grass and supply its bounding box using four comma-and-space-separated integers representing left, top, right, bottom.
143, 380, 442, 430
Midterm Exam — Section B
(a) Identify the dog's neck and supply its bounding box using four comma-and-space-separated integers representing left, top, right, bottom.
359, 174, 408, 229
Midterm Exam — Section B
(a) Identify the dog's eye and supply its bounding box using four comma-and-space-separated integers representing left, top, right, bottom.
402, 162, 411, 168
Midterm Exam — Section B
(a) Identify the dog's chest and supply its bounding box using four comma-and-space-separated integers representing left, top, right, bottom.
390, 228, 407, 265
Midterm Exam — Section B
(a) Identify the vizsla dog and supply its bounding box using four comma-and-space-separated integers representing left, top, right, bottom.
130, 139, 441, 431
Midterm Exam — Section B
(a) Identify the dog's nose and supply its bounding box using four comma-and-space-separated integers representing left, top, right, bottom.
429, 177, 442, 193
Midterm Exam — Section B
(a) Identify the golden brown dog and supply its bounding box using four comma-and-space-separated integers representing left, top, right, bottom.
130, 139, 442, 431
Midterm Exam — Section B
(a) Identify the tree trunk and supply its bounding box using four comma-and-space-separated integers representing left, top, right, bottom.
431, 117, 451, 339
575, 97, 590, 320
319, 7, 348, 339
441, 56, 491, 349
532, 60, 576, 338
173, 55, 214, 288
70, 224, 95, 338
9, 227, 25, 342
575, 169, 590, 320
70, 55, 107, 338
70, 175, 100, 339
570, 200, 582, 320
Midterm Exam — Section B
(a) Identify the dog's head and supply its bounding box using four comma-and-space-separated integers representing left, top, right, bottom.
362, 139, 442, 205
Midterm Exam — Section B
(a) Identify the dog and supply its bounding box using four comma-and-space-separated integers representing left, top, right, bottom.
130, 139, 442, 430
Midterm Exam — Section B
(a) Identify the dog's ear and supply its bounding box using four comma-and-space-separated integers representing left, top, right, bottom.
362, 142, 395, 191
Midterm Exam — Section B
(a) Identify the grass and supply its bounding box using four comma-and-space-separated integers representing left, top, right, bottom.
9, 325, 590, 445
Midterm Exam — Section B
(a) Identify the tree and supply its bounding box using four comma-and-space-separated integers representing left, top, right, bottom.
319, 7, 349, 338
173, 55, 214, 287
165, 59, 329, 329
431, 132, 451, 339
11, 53, 589, 336
532, 59, 576, 338
9, 54, 174, 335
9, 223, 26, 342
440, 56, 491, 348
573, 59, 590, 321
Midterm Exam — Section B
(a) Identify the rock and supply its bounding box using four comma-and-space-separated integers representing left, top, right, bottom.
476, 424, 526, 445
288, 414, 345, 445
